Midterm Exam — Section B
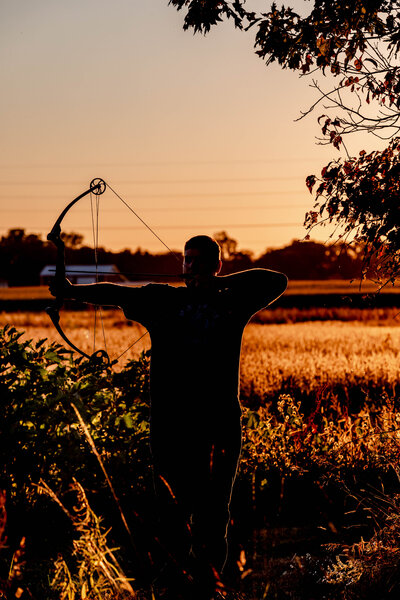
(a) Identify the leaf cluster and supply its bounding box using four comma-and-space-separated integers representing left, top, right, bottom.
305, 136, 400, 282
253, 1, 390, 72
0, 325, 152, 504
169, 1, 400, 91
168, 0, 255, 33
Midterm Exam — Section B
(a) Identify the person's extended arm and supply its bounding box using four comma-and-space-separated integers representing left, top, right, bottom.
215, 268, 288, 312
49, 278, 137, 308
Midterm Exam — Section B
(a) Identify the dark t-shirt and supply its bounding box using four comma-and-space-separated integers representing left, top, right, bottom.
120, 269, 286, 434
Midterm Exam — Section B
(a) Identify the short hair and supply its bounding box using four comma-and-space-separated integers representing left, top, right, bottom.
184, 235, 221, 267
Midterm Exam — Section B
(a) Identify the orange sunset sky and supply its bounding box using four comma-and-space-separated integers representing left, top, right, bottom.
0, 1, 386, 257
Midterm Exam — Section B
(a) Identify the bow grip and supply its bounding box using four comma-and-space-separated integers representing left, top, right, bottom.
47, 223, 63, 247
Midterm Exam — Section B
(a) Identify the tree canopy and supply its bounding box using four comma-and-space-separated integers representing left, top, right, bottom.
170, 1, 400, 282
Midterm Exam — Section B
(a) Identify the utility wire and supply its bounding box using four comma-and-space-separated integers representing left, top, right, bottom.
0, 175, 307, 186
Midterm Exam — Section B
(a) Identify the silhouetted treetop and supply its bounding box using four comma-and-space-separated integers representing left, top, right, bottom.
168, 0, 255, 33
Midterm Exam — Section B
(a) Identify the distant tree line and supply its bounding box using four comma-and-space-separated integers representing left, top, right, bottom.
0, 228, 368, 286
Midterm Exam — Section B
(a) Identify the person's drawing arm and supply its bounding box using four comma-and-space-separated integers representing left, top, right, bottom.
216, 268, 288, 311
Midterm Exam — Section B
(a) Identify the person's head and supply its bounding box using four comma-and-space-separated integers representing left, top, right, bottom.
183, 235, 222, 279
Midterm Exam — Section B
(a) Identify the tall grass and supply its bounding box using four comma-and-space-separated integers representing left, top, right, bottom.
39, 480, 137, 600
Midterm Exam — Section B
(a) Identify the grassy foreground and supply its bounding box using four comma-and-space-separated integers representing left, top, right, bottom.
2, 318, 400, 598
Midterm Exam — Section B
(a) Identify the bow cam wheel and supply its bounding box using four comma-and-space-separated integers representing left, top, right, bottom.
90, 349, 111, 366
90, 178, 106, 195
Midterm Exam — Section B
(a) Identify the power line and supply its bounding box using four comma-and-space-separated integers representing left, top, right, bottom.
0, 204, 311, 214
0, 223, 303, 232
0, 175, 307, 186
0, 190, 307, 200
0, 157, 321, 168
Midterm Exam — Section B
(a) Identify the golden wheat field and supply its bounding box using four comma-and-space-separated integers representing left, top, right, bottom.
3, 309, 400, 406
241, 321, 400, 402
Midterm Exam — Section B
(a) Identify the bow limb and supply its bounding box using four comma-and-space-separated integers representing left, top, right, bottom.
47, 178, 106, 244
46, 305, 92, 360
46, 179, 111, 365
46, 305, 110, 364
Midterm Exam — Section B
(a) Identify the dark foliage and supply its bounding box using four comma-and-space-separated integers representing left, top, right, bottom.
305, 137, 400, 281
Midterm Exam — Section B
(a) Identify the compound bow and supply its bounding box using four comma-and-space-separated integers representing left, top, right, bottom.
46, 178, 183, 366
46, 178, 113, 365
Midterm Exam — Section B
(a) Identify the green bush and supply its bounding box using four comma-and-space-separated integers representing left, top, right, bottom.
0, 325, 152, 500
0, 325, 154, 598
